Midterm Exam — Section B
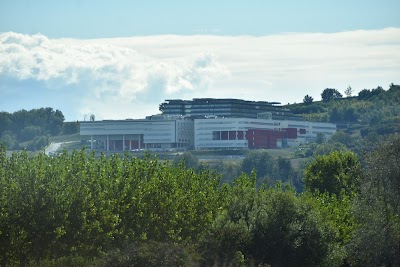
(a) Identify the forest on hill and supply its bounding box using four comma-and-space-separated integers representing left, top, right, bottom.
286, 83, 400, 137
0, 108, 79, 151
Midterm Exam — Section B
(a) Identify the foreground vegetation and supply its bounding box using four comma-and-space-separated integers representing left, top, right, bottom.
1, 134, 399, 266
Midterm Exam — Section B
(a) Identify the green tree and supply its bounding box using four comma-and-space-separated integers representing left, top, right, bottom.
303, 151, 362, 196
0, 132, 18, 150
62, 121, 79, 135
316, 132, 326, 144
241, 151, 274, 183
274, 157, 293, 182
348, 135, 400, 266
303, 94, 314, 104
321, 88, 343, 102
173, 152, 199, 170
330, 131, 355, 148
313, 142, 348, 156
20, 126, 42, 142
344, 86, 353, 97
329, 107, 342, 122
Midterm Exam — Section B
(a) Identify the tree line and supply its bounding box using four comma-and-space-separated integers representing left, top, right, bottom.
1, 134, 399, 266
0, 108, 79, 151
288, 83, 400, 140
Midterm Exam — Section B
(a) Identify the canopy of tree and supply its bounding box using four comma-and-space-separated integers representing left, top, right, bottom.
286, 84, 400, 143
0, 108, 72, 150
321, 88, 343, 102
1, 134, 398, 266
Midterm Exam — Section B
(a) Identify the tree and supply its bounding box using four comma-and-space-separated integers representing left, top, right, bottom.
303, 151, 362, 196
62, 121, 79, 135
90, 114, 95, 121
342, 107, 358, 123
241, 151, 274, 182
303, 94, 313, 104
173, 152, 199, 170
329, 107, 342, 122
344, 86, 353, 97
159, 103, 166, 113
348, 135, 400, 266
321, 88, 343, 102
274, 157, 293, 182
330, 131, 354, 148
316, 132, 326, 144
201, 175, 335, 267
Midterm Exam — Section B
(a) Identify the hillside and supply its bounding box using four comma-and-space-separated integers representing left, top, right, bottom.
285, 83, 400, 137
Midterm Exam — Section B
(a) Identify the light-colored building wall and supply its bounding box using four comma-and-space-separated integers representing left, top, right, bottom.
194, 118, 336, 150
194, 118, 280, 150
80, 118, 194, 151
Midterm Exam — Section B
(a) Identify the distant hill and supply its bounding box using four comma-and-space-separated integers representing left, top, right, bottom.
0, 108, 79, 151
285, 83, 400, 138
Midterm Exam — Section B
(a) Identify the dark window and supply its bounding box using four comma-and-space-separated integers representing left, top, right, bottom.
212, 131, 220, 140
221, 131, 228, 140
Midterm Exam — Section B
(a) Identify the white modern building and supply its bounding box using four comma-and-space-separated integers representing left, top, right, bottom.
79, 98, 337, 152
194, 117, 336, 150
80, 116, 194, 151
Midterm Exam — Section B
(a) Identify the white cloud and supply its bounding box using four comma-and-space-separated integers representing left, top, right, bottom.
1, 28, 399, 120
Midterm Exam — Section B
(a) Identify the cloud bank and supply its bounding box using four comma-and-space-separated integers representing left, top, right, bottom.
1, 28, 399, 120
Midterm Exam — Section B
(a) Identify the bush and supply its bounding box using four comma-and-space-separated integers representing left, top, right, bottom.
99, 241, 200, 267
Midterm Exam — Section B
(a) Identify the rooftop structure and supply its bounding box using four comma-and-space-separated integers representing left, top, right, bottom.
159, 98, 303, 120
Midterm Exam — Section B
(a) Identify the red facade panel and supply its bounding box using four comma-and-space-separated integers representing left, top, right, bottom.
246, 129, 287, 149
283, 128, 297, 139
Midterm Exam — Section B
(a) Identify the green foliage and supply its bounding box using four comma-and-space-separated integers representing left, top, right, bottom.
303, 151, 362, 196
330, 131, 355, 148
303, 94, 313, 104
357, 86, 385, 100
173, 152, 199, 170
99, 241, 200, 267
0, 107, 65, 151
62, 121, 79, 135
344, 86, 353, 97
312, 142, 348, 157
20, 126, 42, 142
1, 135, 398, 266
0, 131, 18, 150
348, 135, 400, 266
0, 148, 221, 266
241, 151, 274, 182
286, 84, 400, 148
321, 88, 343, 102
316, 132, 326, 144
201, 175, 336, 266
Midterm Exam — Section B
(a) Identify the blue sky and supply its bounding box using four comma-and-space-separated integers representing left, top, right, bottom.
0, 1, 400, 120
2, 0, 400, 37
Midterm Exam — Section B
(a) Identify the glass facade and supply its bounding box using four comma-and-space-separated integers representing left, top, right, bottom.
160, 98, 303, 120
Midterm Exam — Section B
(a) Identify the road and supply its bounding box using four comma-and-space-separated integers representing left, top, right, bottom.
45, 142, 63, 156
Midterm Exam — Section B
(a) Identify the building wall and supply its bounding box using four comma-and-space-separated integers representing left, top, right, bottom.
194, 118, 281, 150
80, 116, 336, 151
194, 118, 336, 150
80, 119, 194, 151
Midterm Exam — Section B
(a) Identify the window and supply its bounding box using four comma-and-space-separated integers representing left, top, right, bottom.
212, 131, 220, 140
